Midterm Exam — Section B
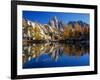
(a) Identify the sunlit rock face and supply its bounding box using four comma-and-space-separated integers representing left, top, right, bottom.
22, 16, 89, 42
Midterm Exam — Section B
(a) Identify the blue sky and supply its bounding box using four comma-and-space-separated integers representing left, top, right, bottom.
23, 11, 90, 24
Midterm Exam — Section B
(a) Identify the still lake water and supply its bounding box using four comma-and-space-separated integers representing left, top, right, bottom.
23, 42, 89, 69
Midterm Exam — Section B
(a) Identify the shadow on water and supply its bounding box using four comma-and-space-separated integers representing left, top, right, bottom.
22, 41, 89, 68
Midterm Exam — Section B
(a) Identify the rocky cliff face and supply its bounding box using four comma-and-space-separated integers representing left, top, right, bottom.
22, 16, 89, 41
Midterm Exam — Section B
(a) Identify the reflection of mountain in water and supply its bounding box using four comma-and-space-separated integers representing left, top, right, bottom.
23, 42, 89, 66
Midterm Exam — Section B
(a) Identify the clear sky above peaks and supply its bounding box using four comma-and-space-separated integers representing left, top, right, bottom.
23, 11, 90, 25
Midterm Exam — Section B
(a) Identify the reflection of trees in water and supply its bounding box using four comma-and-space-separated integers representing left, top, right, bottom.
23, 42, 89, 64
63, 43, 89, 57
